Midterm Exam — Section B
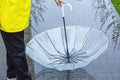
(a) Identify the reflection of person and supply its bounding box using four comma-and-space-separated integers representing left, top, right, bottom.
0, 0, 31, 80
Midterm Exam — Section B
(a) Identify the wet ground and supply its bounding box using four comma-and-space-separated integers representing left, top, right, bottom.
0, 0, 120, 80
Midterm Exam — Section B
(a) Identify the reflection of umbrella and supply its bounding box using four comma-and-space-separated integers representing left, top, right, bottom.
26, 3, 109, 70
34, 68, 95, 80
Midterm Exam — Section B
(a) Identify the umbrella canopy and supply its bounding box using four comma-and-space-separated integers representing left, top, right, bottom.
34, 68, 95, 80
26, 25, 108, 71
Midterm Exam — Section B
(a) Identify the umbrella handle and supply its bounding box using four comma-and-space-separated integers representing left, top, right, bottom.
61, 3, 72, 17
61, 3, 72, 63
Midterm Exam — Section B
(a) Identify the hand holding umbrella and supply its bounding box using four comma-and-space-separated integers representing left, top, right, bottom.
55, 0, 67, 6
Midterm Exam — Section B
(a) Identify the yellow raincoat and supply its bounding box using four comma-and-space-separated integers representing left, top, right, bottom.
0, 0, 31, 32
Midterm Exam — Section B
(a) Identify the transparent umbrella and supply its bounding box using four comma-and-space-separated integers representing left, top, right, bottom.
26, 3, 109, 71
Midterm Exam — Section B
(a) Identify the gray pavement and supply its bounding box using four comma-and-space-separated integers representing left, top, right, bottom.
0, 28, 120, 80
0, 33, 6, 80
1, 0, 120, 80
0, 32, 6, 80
1, 30, 120, 80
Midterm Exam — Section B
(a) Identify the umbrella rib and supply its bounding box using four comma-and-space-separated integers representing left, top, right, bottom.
69, 49, 75, 55
27, 45, 38, 54
69, 25, 77, 54
77, 27, 92, 52
77, 55, 89, 58
49, 58, 66, 65
73, 55, 87, 60
82, 33, 108, 57
74, 55, 89, 59
70, 51, 86, 59
71, 57, 80, 63
69, 27, 92, 56
71, 31, 103, 56
27, 44, 68, 71
72, 58, 86, 63
50, 54, 68, 60
71, 50, 83, 56
81, 29, 103, 54
34, 37, 58, 57
46, 31, 66, 56
71, 53, 88, 60
49, 56, 65, 60
87, 39, 108, 57
70, 58, 78, 63
83, 27, 92, 43
72, 58, 84, 61
71, 51, 87, 57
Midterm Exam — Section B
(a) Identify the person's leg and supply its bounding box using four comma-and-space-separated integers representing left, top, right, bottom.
7, 52, 17, 78
1, 30, 31, 80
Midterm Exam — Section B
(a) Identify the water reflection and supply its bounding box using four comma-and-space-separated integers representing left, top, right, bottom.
29, 0, 120, 79
92, 0, 120, 49
34, 68, 95, 80
30, 0, 46, 34
31, 0, 120, 48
